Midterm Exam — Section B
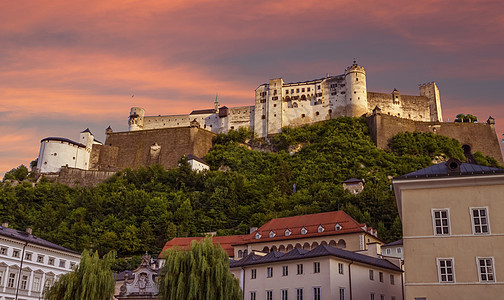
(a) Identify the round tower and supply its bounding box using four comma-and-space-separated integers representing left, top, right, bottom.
128, 107, 145, 131
344, 61, 368, 117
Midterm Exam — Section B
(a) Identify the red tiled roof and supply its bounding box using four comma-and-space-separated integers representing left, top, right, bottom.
159, 235, 248, 258
241, 211, 373, 244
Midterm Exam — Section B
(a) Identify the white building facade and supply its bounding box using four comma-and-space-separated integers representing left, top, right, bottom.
0, 224, 80, 300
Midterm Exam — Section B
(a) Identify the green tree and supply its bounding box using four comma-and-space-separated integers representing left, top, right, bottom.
44, 250, 115, 300
3, 165, 29, 181
455, 113, 478, 123
159, 237, 242, 300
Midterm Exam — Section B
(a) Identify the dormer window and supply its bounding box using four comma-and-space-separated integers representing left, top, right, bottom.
285, 229, 291, 236
301, 227, 307, 235
255, 232, 262, 239
335, 223, 342, 231
318, 225, 325, 233
269, 230, 276, 238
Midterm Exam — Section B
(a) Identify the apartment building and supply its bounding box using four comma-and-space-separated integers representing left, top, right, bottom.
393, 159, 504, 299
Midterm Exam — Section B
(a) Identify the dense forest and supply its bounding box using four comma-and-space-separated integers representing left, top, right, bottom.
1, 117, 500, 267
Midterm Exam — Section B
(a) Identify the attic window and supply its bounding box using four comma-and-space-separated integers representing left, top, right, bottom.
335, 223, 342, 231
301, 227, 307, 235
255, 232, 262, 239
318, 225, 325, 233
269, 230, 276, 238
285, 229, 291, 236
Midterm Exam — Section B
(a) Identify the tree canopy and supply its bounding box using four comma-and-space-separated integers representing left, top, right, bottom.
455, 113, 478, 123
44, 250, 115, 300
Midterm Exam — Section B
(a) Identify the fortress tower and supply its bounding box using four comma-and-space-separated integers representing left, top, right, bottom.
419, 82, 443, 122
345, 61, 368, 117
128, 107, 145, 131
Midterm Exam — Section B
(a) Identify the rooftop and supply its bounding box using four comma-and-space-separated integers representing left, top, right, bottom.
40, 137, 86, 148
0, 226, 80, 255
382, 239, 403, 248
230, 244, 402, 272
190, 109, 217, 115
159, 235, 248, 258
394, 159, 504, 180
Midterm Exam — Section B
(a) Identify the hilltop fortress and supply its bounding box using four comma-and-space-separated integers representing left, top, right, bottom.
128, 61, 443, 137
35, 61, 503, 186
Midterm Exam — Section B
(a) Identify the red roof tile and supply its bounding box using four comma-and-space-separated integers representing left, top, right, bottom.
242, 211, 373, 244
159, 235, 248, 258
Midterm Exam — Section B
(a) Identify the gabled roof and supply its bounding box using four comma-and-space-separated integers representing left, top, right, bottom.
382, 239, 403, 247
186, 154, 209, 166
190, 109, 216, 115
230, 245, 402, 272
395, 160, 504, 180
243, 211, 377, 244
159, 235, 248, 258
0, 226, 80, 255
80, 128, 93, 135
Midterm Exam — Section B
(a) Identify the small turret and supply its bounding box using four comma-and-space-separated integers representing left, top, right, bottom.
105, 125, 113, 135
419, 82, 443, 122
79, 128, 94, 149
214, 94, 219, 112
345, 60, 368, 117
128, 107, 145, 131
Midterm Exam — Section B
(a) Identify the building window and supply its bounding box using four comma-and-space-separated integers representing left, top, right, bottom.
286, 90, 289, 94
250, 291, 256, 300
8, 273, 16, 288
296, 288, 303, 300
369, 270, 374, 280
438, 258, 455, 282
267, 267, 273, 278
379, 272, 383, 282
285, 229, 291, 236
255, 232, 261, 239
251, 269, 256, 279
317, 225, 324, 233
282, 266, 288, 276
390, 274, 395, 285
471, 208, 489, 234
477, 257, 495, 282
386, 249, 391, 255
338, 263, 344, 274
20, 275, 28, 290
432, 209, 450, 235
33, 276, 41, 292
317, 85, 320, 90
25, 252, 32, 261
314, 262, 320, 273
281, 289, 288, 300
37, 255, 44, 263
313, 287, 321, 300
297, 264, 303, 275
307, 87, 311, 92
0, 247, 7, 255
339, 287, 345, 300
266, 290, 273, 300
397, 248, 402, 254
301, 114, 306, 118
291, 89, 294, 94
269, 230, 276, 238
12, 249, 20, 258
296, 89, 300, 93
301, 88, 305, 92
335, 223, 342, 231
238, 250, 243, 258
370, 293, 375, 300
48, 257, 55, 265
380, 295, 384, 300
0, 270, 3, 287
301, 227, 307, 235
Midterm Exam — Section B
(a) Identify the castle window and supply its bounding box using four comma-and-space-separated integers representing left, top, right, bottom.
296, 88, 300, 93
301, 114, 305, 118
262, 115, 266, 119
354, 91, 356, 94
317, 85, 320, 90
291, 89, 294, 93
274, 114, 276, 117
286, 90, 289, 94
274, 104, 277, 107
307, 87, 311, 92
341, 91, 345, 94
292, 103, 298, 108
73, 157, 75, 160
329, 109, 332, 114
302, 88, 305, 92
272, 96, 278, 100
356, 77, 359, 81
230, 126, 234, 130
274, 90, 277, 95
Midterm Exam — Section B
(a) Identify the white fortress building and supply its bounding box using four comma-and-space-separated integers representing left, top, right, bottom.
128, 61, 443, 138
36, 129, 102, 173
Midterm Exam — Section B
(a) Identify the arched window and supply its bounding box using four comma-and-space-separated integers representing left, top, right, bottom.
321, 241, 328, 246
286, 244, 294, 251
329, 240, 337, 247
243, 250, 248, 257
271, 246, 277, 252
238, 250, 243, 258
311, 242, 319, 249
301, 95, 306, 100
262, 246, 269, 253
279, 245, 286, 252
303, 243, 310, 250
292, 102, 298, 108
337, 239, 346, 249
295, 243, 302, 249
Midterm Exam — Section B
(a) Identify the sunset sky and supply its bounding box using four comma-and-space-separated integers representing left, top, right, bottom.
1, 0, 503, 178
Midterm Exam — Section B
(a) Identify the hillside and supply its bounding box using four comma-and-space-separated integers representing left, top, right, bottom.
1, 117, 498, 261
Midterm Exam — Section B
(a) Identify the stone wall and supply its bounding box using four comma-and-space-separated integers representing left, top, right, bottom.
45, 166, 116, 187
367, 113, 504, 164
95, 126, 215, 171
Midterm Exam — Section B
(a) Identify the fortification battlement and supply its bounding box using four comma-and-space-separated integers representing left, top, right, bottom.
418, 82, 436, 88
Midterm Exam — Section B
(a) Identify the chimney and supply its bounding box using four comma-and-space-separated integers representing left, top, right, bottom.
1, 223, 8, 228
366, 242, 381, 258
249, 227, 258, 234
26, 227, 33, 235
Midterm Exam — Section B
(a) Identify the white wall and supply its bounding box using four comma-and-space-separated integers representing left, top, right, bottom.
37, 140, 90, 173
